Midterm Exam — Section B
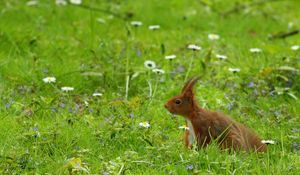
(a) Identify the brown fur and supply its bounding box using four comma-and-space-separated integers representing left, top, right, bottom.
164, 77, 267, 152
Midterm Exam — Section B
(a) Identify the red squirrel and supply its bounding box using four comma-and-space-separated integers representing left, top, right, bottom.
164, 77, 267, 152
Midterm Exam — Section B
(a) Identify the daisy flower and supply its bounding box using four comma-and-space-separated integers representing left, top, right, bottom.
70, 0, 81, 5
26, 0, 38, 6
261, 140, 275, 145
148, 25, 160, 30
208, 34, 220, 40
144, 60, 156, 69
131, 21, 143, 27
139, 122, 150, 128
61, 86, 74, 92
152, 68, 165, 74
92, 92, 103, 97
291, 45, 300, 51
42, 77, 56, 83
187, 44, 202, 51
228, 68, 240, 73
249, 48, 262, 53
56, 0, 67, 5
216, 54, 227, 60
165, 55, 176, 60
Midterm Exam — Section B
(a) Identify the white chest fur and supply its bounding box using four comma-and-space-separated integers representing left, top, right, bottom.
187, 120, 195, 145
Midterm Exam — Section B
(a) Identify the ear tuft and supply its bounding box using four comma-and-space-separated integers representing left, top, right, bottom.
181, 76, 200, 95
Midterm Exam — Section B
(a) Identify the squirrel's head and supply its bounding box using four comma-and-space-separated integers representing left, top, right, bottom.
164, 77, 200, 117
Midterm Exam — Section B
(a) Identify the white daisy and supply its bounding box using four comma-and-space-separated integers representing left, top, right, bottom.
291, 45, 300, 51
92, 92, 103, 97
187, 44, 202, 51
165, 55, 176, 60
144, 60, 156, 69
131, 21, 142, 27
216, 54, 227, 60
249, 48, 262, 53
178, 125, 189, 130
61, 86, 74, 92
208, 34, 220, 40
261, 140, 275, 145
152, 68, 165, 74
70, 0, 81, 5
55, 0, 67, 5
148, 25, 160, 30
228, 68, 240, 73
139, 122, 150, 128
42, 77, 56, 83
26, 0, 38, 6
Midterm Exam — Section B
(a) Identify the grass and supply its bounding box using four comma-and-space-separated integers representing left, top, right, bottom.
0, 0, 300, 174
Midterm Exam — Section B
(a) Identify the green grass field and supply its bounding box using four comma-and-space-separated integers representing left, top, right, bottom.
1, 0, 300, 174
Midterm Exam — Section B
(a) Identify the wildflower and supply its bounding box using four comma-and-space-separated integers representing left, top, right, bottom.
248, 82, 255, 88
228, 68, 240, 73
165, 55, 176, 60
186, 165, 194, 171
55, 0, 67, 5
291, 128, 299, 133
5, 103, 11, 109
144, 60, 156, 69
65, 157, 90, 174
92, 92, 103, 97
139, 122, 150, 128
291, 45, 300, 51
249, 48, 262, 53
42, 77, 56, 83
131, 21, 142, 27
148, 25, 160, 30
187, 44, 202, 51
70, 0, 82, 5
261, 140, 275, 145
208, 34, 220, 40
61, 86, 74, 92
26, 0, 38, 6
178, 125, 189, 130
152, 68, 165, 74
216, 54, 227, 60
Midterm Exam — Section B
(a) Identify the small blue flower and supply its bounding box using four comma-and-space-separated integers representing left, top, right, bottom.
60, 103, 66, 108
186, 164, 194, 171
5, 103, 11, 109
248, 82, 254, 88
89, 108, 94, 113
227, 103, 234, 111
291, 128, 299, 133
32, 126, 39, 131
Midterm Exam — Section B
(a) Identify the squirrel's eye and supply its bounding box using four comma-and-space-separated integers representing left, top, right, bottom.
175, 99, 182, 105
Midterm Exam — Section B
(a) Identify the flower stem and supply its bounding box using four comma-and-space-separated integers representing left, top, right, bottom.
184, 51, 195, 81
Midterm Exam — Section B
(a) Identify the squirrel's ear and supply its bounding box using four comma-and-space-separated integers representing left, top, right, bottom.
182, 76, 200, 96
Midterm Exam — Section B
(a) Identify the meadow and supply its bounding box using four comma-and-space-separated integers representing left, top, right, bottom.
0, 0, 300, 174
